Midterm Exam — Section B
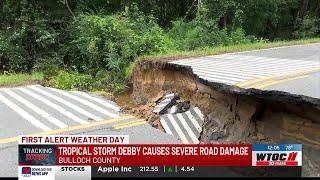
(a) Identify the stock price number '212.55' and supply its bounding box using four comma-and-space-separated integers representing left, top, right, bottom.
139, 166, 159, 172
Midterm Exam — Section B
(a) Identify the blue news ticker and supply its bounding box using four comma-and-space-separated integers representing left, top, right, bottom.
252, 144, 302, 151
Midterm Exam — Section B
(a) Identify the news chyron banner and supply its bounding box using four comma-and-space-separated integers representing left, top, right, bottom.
19, 135, 128, 180
18, 135, 302, 179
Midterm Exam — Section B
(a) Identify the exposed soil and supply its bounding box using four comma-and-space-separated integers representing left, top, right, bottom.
114, 87, 165, 130
114, 87, 135, 110
131, 59, 320, 177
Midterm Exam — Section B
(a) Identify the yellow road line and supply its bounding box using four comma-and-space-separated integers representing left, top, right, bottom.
113, 121, 146, 130
0, 137, 17, 145
112, 119, 145, 126
236, 67, 320, 88
0, 115, 135, 145
236, 75, 274, 87
113, 119, 147, 130
251, 75, 309, 89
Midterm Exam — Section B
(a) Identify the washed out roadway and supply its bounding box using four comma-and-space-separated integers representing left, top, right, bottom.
0, 85, 180, 177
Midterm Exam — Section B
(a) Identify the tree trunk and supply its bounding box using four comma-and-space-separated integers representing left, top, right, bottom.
121, 0, 130, 12
65, 0, 75, 20
0, 0, 4, 10
197, 0, 202, 14
298, 0, 309, 18
315, 0, 320, 16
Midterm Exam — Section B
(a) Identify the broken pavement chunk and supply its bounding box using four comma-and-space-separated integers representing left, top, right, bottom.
153, 93, 179, 114
168, 105, 178, 114
160, 106, 204, 144
167, 100, 191, 114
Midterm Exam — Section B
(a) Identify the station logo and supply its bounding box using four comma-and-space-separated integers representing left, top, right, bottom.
252, 144, 302, 166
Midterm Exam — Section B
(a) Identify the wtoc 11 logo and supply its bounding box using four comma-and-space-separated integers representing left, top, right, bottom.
252, 144, 302, 166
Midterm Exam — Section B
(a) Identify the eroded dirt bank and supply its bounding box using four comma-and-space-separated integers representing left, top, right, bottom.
132, 60, 320, 177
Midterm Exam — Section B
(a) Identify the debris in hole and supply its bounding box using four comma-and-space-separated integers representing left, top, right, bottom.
160, 106, 204, 144
167, 100, 190, 114
153, 93, 179, 114
167, 100, 191, 114
152, 93, 204, 144
176, 100, 191, 113
168, 105, 178, 114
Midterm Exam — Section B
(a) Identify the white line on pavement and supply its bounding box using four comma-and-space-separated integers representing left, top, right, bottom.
19, 88, 88, 125
185, 111, 202, 133
72, 91, 120, 112
193, 107, 204, 121
0, 93, 52, 131
48, 87, 119, 118
29, 86, 103, 121
160, 118, 173, 135
176, 113, 199, 144
3, 89, 68, 128
167, 114, 189, 144
198, 75, 239, 85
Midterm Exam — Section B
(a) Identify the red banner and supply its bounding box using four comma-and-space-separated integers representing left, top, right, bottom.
56, 144, 252, 166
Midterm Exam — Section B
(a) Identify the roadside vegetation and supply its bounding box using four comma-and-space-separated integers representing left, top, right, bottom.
0, 72, 43, 87
0, 1, 319, 93
138, 37, 320, 61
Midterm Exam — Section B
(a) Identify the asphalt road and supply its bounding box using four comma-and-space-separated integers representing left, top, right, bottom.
1, 44, 319, 177
171, 43, 320, 99
0, 85, 180, 177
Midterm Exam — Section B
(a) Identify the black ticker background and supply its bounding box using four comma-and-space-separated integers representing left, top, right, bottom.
92, 166, 301, 178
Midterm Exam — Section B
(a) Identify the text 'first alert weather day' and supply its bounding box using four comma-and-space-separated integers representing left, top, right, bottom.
20, 135, 128, 144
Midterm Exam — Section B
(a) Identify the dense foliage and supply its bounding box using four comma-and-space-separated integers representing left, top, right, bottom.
0, 0, 319, 92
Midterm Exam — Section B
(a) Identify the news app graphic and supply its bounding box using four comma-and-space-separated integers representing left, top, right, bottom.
21, 167, 31, 177
19, 166, 55, 180
252, 144, 302, 166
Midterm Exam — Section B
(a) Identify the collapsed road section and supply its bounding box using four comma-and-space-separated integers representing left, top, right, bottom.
153, 93, 204, 144
132, 44, 320, 177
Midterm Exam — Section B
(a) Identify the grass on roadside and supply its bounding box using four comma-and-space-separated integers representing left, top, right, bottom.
137, 37, 320, 62
1, 38, 317, 92
0, 72, 44, 86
